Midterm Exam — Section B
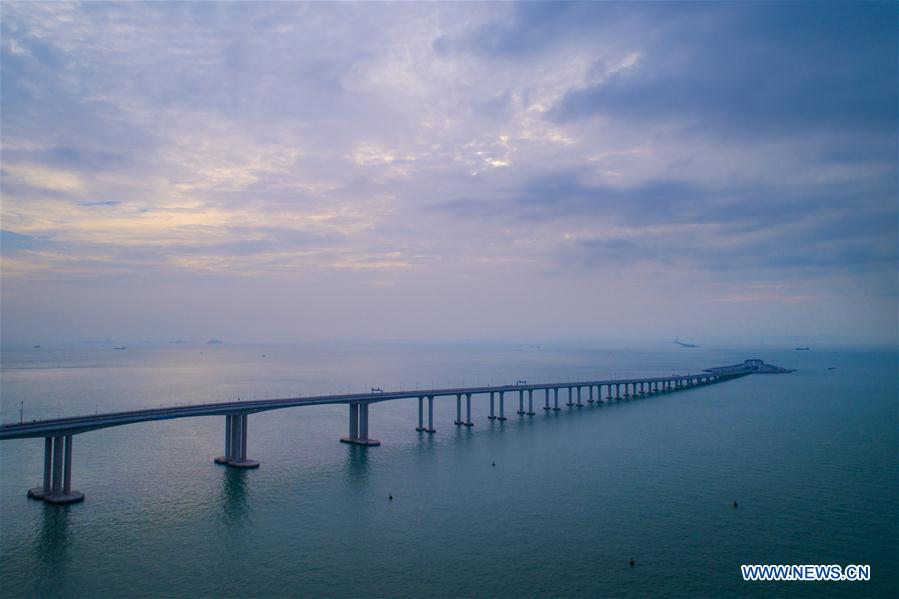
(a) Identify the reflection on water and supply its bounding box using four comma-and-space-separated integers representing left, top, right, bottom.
342, 445, 371, 485
219, 467, 250, 525
30, 504, 71, 596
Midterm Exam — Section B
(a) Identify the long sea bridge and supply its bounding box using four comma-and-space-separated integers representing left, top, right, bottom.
0, 358, 791, 505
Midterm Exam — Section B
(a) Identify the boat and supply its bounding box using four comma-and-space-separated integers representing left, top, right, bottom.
795, 347, 810, 351
114, 346, 127, 350
674, 337, 698, 348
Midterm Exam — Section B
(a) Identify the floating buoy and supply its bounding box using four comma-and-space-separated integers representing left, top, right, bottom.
629, 558, 635, 567
389, 494, 393, 501
491, 461, 495, 467
733, 500, 738, 508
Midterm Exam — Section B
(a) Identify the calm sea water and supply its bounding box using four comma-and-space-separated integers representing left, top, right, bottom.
0, 342, 896, 597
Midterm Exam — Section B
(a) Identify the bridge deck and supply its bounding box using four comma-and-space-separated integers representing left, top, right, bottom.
0, 370, 748, 440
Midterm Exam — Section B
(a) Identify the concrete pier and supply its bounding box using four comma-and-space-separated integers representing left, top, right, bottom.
228, 413, 260, 467
416, 396, 427, 431
342, 402, 381, 445
425, 396, 436, 433
36, 435, 84, 505
552, 388, 561, 411
576, 386, 583, 407
517, 390, 526, 415
498, 392, 507, 421
566, 387, 574, 407
27, 437, 53, 499
488, 392, 497, 420
543, 388, 551, 411
454, 394, 464, 425
464, 393, 474, 426
527, 390, 535, 416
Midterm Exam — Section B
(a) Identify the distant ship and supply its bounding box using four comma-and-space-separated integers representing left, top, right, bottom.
114, 346, 127, 350
795, 347, 810, 351
206, 339, 223, 345
32, 344, 40, 349
674, 337, 698, 348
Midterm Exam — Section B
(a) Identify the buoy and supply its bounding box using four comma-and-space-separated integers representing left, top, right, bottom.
629, 558, 635, 567
389, 494, 393, 501
733, 500, 738, 508
491, 461, 495, 467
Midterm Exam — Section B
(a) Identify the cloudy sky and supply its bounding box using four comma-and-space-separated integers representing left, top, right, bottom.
1, 2, 896, 345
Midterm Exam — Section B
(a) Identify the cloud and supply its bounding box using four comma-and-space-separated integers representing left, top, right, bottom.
0, 1, 895, 343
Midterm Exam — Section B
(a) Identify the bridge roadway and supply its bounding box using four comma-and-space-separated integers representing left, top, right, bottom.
1, 366, 752, 505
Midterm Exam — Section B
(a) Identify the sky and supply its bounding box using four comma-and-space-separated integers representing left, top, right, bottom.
1, 1, 896, 346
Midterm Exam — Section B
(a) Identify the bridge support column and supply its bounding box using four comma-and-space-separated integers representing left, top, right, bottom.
576, 386, 583, 407
527, 390, 535, 416
553, 388, 561, 411
43, 435, 84, 505
357, 403, 380, 445
416, 396, 427, 431
341, 403, 360, 443
588, 386, 594, 403
215, 415, 233, 464
230, 414, 260, 468
27, 437, 53, 500
455, 394, 464, 425
543, 388, 551, 410
517, 390, 526, 415
488, 392, 496, 420
464, 393, 474, 426
566, 387, 574, 407
498, 392, 507, 421
426, 396, 436, 433
616, 384, 621, 400
607, 385, 613, 401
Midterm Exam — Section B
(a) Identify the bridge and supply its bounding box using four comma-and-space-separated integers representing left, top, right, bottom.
1, 359, 788, 505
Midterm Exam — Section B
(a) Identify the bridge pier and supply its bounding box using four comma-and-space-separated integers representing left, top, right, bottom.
416, 396, 427, 431
543, 388, 551, 410
27, 437, 53, 499
488, 392, 496, 420
455, 394, 464, 425
342, 402, 381, 446
566, 387, 574, 407
588, 386, 594, 403
39, 435, 85, 505
552, 388, 561, 411
464, 393, 474, 426
576, 386, 583, 407
226, 413, 260, 467
498, 392, 507, 421
517, 390, 526, 415
425, 396, 436, 433
527, 390, 535, 416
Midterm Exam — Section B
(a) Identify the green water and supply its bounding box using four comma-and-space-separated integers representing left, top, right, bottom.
1, 343, 896, 597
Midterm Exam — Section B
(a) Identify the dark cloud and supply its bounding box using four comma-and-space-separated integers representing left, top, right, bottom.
551, 3, 898, 140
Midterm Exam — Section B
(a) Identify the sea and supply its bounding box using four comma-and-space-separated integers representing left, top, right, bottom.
0, 342, 896, 598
